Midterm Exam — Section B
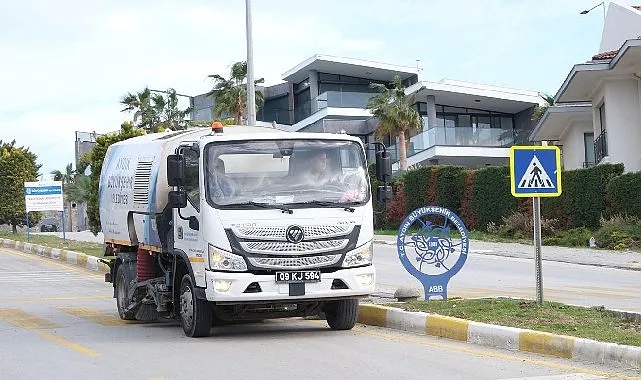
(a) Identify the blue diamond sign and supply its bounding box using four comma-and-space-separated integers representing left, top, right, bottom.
510, 146, 562, 198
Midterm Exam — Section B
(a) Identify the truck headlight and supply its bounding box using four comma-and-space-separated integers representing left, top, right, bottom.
208, 245, 247, 272
342, 242, 373, 268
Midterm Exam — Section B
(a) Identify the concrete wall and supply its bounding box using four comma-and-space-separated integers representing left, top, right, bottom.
560, 120, 593, 171
599, 2, 641, 53
599, 78, 641, 172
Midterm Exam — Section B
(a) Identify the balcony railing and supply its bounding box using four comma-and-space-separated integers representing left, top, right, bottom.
594, 130, 607, 163
583, 161, 596, 168
294, 91, 376, 123
387, 127, 531, 163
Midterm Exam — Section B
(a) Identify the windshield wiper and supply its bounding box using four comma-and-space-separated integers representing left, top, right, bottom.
298, 201, 357, 212
226, 201, 293, 214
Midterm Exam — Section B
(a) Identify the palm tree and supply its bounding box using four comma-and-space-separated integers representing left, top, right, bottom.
51, 163, 76, 231
152, 88, 193, 131
532, 93, 555, 123
206, 61, 264, 125
120, 88, 159, 131
366, 75, 424, 172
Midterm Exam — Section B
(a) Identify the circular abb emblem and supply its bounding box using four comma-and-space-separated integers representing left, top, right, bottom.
285, 225, 305, 244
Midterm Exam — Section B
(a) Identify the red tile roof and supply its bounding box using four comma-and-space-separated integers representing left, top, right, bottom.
591, 50, 619, 60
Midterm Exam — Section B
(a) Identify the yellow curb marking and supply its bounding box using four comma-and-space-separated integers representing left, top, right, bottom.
426, 314, 469, 342
520, 331, 575, 359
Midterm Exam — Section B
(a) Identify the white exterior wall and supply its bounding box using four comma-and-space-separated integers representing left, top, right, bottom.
599, 2, 641, 53
560, 120, 593, 171
597, 78, 641, 172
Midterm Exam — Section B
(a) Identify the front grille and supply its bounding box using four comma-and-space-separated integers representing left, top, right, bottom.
232, 224, 354, 241
240, 239, 348, 255
248, 255, 341, 270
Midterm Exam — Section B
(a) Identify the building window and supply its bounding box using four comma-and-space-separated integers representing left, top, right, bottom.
598, 103, 606, 133
584, 133, 595, 167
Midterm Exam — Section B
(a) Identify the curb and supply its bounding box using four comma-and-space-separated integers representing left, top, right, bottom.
357, 304, 641, 371
0, 238, 110, 274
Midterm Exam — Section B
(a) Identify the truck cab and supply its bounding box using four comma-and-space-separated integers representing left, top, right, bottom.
100, 124, 392, 337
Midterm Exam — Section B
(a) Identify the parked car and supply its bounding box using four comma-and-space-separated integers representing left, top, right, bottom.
40, 218, 58, 232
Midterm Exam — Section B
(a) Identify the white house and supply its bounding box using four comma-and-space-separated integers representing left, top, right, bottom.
530, 1, 641, 172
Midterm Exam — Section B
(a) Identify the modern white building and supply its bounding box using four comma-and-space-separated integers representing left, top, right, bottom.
530, 1, 641, 173
192, 54, 544, 169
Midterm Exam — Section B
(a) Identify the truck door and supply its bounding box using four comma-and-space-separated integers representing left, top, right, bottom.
173, 147, 207, 287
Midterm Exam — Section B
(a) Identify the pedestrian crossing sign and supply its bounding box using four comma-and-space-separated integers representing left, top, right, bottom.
510, 146, 562, 197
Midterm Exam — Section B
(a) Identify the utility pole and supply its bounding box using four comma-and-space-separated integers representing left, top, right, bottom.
245, 0, 256, 126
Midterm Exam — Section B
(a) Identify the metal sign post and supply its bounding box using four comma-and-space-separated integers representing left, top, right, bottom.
510, 146, 562, 305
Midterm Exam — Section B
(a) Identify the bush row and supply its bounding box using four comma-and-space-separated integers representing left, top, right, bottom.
371, 162, 634, 233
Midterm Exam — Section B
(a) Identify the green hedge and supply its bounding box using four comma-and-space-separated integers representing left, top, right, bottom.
403, 167, 433, 214
563, 164, 624, 228
435, 166, 466, 215
606, 172, 641, 219
470, 166, 517, 231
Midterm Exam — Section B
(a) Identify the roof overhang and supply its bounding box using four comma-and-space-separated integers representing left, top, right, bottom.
529, 104, 593, 142
555, 40, 641, 103
407, 80, 543, 114
281, 54, 418, 84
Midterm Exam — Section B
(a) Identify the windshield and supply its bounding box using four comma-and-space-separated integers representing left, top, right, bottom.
204, 139, 369, 208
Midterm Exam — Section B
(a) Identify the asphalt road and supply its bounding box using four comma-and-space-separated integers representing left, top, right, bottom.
0, 247, 636, 380
373, 243, 641, 312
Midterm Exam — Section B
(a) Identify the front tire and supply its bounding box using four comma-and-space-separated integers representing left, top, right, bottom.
325, 299, 359, 330
179, 274, 212, 337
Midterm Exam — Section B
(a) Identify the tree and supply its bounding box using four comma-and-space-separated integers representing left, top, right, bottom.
366, 75, 424, 172
532, 93, 555, 123
0, 140, 42, 233
121, 88, 192, 133
84, 122, 145, 235
51, 163, 76, 231
206, 61, 264, 125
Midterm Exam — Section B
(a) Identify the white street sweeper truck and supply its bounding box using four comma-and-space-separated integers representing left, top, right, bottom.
99, 123, 393, 337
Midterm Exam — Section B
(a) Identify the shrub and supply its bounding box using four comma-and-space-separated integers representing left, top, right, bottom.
435, 166, 466, 215
460, 170, 478, 230
606, 172, 641, 219
497, 211, 559, 239
543, 227, 593, 247
404, 167, 433, 214
562, 163, 624, 229
594, 214, 641, 250
471, 166, 517, 231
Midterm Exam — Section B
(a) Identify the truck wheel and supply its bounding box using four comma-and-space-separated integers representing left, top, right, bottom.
179, 274, 212, 338
325, 299, 359, 330
115, 264, 136, 320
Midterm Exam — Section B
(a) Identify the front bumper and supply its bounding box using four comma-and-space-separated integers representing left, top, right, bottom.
203, 265, 376, 303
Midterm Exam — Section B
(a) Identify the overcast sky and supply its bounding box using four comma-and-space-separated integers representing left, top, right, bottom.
0, 0, 620, 177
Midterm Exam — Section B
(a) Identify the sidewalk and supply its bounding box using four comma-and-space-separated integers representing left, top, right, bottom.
374, 234, 641, 271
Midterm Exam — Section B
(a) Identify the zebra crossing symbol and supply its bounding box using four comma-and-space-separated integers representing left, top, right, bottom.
518, 155, 554, 189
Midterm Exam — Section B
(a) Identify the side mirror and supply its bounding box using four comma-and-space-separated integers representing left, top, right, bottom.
167, 154, 186, 186
375, 150, 392, 183
188, 216, 199, 231
168, 190, 187, 209
376, 185, 393, 204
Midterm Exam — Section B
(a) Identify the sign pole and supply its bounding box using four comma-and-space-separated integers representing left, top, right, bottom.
26, 211, 30, 242
533, 196, 543, 304
61, 210, 66, 241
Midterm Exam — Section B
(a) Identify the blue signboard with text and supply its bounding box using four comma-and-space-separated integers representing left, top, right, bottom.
510, 146, 562, 198
396, 206, 469, 300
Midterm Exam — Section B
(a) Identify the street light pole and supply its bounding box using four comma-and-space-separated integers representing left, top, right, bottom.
245, 0, 256, 126
580, 2, 606, 21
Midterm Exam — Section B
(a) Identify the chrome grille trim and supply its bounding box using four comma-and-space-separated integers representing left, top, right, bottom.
231, 224, 354, 241
248, 255, 341, 270
240, 239, 348, 255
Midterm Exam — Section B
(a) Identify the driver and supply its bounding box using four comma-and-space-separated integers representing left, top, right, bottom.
208, 157, 236, 200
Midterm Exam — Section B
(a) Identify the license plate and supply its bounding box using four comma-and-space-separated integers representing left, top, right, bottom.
275, 271, 321, 283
